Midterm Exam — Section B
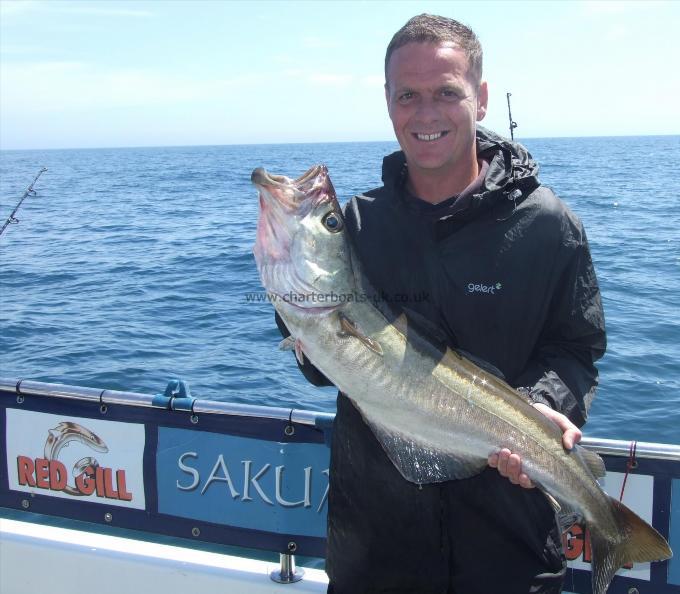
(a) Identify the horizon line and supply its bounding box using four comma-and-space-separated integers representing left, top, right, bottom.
1, 132, 679, 153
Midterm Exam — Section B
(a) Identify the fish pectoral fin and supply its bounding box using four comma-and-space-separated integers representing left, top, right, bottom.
537, 492, 583, 531
338, 314, 383, 356
294, 340, 305, 365
538, 489, 585, 533
279, 336, 305, 364
278, 337, 296, 351
557, 512, 583, 533
354, 401, 487, 484
543, 491, 562, 513
575, 445, 607, 479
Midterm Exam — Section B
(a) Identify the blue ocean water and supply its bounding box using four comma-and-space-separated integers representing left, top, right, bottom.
1, 136, 678, 444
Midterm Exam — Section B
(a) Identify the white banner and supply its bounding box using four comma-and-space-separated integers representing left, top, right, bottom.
5, 409, 145, 510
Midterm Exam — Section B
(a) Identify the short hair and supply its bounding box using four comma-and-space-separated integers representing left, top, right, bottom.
385, 14, 483, 88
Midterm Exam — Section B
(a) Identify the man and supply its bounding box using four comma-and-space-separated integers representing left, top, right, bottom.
278, 13, 605, 594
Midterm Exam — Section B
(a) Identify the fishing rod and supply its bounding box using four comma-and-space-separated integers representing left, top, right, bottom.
0, 167, 48, 238
506, 92, 518, 141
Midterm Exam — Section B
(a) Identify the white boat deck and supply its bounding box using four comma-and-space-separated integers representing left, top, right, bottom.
0, 518, 329, 594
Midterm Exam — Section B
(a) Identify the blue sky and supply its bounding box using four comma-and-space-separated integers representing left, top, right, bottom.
1, 0, 679, 150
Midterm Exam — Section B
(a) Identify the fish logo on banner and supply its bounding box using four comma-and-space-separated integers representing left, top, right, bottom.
6, 409, 145, 509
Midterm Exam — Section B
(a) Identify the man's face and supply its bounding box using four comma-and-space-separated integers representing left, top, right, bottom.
385, 42, 488, 176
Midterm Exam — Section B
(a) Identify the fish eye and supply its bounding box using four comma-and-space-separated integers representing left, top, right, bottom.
322, 211, 343, 232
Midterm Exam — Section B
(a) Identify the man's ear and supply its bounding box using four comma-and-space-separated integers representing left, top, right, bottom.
477, 81, 488, 121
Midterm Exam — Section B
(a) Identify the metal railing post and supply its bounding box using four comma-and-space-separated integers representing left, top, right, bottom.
270, 552, 305, 584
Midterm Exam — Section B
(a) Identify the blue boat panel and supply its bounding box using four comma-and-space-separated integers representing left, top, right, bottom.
157, 427, 329, 537
669, 479, 680, 586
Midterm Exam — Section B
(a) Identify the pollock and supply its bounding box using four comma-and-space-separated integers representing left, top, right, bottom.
252, 165, 672, 594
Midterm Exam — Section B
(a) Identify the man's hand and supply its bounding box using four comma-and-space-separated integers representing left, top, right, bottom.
487, 402, 582, 489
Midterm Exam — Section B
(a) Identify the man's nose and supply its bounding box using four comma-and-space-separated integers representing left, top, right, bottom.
414, 98, 440, 122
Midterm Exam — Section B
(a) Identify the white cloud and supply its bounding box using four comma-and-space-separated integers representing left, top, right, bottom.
0, 62, 209, 113
581, 1, 632, 16
580, 0, 668, 17
605, 24, 628, 41
281, 68, 306, 77
360, 74, 385, 88
307, 73, 353, 86
0, 61, 308, 121
0, 0, 153, 19
302, 36, 338, 49
0, 0, 40, 17
50, 6, 154, 18
0, 44, 49, 56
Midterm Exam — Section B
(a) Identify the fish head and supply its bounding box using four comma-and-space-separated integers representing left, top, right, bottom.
252, 165, 355, 316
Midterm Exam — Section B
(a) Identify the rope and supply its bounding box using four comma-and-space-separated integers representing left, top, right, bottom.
619, 440, 637, 501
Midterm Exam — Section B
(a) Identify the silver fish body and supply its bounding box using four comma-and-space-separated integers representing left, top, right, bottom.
252, 165, 672, 594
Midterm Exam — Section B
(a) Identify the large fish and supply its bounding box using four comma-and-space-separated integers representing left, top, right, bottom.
251, 164, 672, 594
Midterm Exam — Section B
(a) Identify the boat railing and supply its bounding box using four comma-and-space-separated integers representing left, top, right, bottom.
1, 377, 679, 593
3, 377, 677, 458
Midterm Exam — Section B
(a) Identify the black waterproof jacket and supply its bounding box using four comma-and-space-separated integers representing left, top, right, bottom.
284, 126, 606, 427
277, 127, 606, 592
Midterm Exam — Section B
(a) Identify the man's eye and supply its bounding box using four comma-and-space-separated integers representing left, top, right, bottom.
398, 92, 414, 103
441, 89, 460, 99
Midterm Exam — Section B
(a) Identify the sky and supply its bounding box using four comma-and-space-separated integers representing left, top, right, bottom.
1, 0, 679, 150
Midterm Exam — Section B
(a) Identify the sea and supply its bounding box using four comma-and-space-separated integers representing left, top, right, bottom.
1, 135, 679, 444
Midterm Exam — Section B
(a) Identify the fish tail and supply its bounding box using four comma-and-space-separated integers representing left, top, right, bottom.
589, 496, 672, 594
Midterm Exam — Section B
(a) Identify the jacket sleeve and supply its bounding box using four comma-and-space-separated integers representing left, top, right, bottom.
274, 311, 335, 387
512, 231, 606, 427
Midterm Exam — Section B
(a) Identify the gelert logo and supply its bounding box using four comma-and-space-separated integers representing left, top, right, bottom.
466, 282, 502, 295
16, 421, 132, 501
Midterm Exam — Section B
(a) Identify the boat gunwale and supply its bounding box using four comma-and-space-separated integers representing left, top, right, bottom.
1, 376, 677, 461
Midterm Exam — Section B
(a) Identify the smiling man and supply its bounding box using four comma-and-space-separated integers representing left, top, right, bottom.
278, 13, 606, 594
385, 38, 488, 202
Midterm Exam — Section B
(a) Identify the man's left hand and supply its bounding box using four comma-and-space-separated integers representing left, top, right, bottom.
487, 403, 582, 489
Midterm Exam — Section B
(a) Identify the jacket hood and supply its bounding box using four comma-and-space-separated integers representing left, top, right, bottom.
381, 125, 539, 200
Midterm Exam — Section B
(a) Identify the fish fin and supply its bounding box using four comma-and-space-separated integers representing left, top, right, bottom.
575, 445, 607, 479
339, 314, 383, 356
279, 335, 306, 364
541, 494, 583, 532
543, 491, 561, 513
294, 340, 305, 365
536, 486, 585, 533
356, 405, 487, 483
589, 496, 672, 594
557, 513, 582, 533
398, 306, 505, 381
589, 527, 622, 594
278, 336, 296, 351
399, 306, 451, 346
454, 348, 506, 381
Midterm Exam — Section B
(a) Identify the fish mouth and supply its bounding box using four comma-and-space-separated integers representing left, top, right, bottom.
251, 165, 324, 188
251, 165, 336, 212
